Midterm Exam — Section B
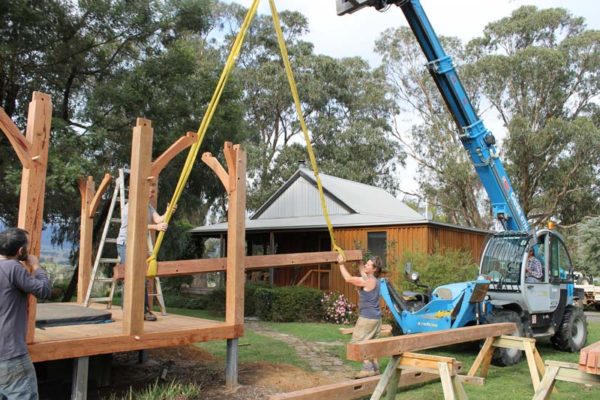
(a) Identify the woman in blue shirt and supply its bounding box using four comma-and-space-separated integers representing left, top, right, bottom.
338, 254, 383, 378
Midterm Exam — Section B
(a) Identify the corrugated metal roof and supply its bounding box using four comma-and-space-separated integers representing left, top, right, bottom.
256, 175, 351, 219
191, 167, 428, 234
190, 214, 429, 234
251, 167, 422, 221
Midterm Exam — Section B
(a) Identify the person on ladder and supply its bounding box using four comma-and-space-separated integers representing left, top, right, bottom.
116, 180, 169, 321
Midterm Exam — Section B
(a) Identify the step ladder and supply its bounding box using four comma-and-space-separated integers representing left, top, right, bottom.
84, 169, 167, 315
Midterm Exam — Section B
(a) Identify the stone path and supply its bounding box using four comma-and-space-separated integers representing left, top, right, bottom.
244, 320, 356, 379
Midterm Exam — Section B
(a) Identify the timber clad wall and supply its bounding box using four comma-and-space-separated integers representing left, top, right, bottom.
330, 224, 489, 304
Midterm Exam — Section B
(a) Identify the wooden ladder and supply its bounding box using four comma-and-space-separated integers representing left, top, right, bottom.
83, 169, 124, 307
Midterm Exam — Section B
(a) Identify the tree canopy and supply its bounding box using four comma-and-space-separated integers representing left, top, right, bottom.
376, 6, 600, 230
0, 0, 404, 260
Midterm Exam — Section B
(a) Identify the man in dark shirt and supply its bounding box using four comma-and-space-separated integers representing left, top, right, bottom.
0, 228, 51, 399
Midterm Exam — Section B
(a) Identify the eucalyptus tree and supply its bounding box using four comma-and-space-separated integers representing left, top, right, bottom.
468, 6, 600, 226
221, 5, 402, 211
0, 0, 241, 260
375, 6, 600, 229
375, 27, 488, 228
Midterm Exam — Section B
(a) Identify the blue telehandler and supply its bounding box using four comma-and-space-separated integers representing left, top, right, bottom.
337, 0, 587, 366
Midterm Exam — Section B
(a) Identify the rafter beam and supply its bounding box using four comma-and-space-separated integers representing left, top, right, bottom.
151, 131, 198, 177
202, 152, 230, 191
88, 173, 112, 218
0, 107, 33, 169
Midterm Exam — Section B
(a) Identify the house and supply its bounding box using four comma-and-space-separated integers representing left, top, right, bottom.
191, 167, 490, 303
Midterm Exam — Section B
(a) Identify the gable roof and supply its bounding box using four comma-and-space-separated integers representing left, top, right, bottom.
190, 167, 425, 235
252, 167, 423, 220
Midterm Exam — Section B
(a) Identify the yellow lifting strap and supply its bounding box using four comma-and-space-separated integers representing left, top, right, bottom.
147, 0, 345, 277
268, 0, 345, 260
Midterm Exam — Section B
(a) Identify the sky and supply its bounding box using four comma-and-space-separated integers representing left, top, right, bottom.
224, 1, 600, 67
223, 0, 599, 199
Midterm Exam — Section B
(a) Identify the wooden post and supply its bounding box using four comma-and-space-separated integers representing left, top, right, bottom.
76, 174, 112, 303
202, 142, 246, 390
7, 92, 53, 344
202, 142, 246, 326
77, 177, 95, 303
122, 118, 153, 336
269, 231, 275, 285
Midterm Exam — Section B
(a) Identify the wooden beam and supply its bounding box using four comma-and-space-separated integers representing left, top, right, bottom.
223, 142, 236, 193
226, 143, 246, 326
122, 118, 153, 335
18, 92, 52, 344
88, 173, 112, 218
29, 323, 242, 363
151, 131, 198, 177
112, 250, 363, 280
346, 323, 517, 361
202, 152, 230, 192
77, 176, 95, 303
0, 106, 33, 168
579, 341, 600, 375
268, 363, 464, 400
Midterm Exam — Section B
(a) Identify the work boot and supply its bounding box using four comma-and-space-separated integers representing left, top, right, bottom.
354, 368, 376, 379
144, 311, 157, 321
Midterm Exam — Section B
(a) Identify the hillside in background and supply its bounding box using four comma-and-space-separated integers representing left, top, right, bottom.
0, 222, 72, 265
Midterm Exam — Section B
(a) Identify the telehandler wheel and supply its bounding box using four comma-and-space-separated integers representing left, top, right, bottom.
487, 309, 524, 366
551, 306, 588, 352
391, 322, 403, 336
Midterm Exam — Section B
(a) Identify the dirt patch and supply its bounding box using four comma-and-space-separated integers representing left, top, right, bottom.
240, 362, 334, 391
93, 345, 338, 399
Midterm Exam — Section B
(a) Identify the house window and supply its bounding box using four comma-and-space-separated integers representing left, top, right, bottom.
367, 231, 387, 266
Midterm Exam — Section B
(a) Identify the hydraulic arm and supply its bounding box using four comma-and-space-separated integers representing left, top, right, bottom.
337, 0, 530, 232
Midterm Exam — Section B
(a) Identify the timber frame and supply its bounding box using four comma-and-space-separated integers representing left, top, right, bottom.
2, 101, 365, 395
0, 92, 53, 344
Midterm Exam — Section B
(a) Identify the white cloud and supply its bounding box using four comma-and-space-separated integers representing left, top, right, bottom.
224, 1, 599, 67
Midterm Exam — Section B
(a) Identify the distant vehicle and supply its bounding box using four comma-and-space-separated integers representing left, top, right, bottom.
574, 272, 600, 310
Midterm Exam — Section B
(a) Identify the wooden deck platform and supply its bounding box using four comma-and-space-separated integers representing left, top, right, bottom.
29, 303, 240, 363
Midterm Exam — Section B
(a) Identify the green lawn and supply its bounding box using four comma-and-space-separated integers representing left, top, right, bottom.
400, 322, 600, 400
194, 328, 309, 368
170, 308, 600, 399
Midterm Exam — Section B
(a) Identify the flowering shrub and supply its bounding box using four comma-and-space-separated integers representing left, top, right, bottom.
322, 292, 357, 325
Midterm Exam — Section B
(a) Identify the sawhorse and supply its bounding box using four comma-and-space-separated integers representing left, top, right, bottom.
468, 335, 545, 391
372, 352, 473, 400
533, 360, 600, 399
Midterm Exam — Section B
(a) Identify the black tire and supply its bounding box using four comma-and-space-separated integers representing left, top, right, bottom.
551, 306, 588, 352
594, 303, 600, 312
391, 321, 403, 336
486, 309, 524, 366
